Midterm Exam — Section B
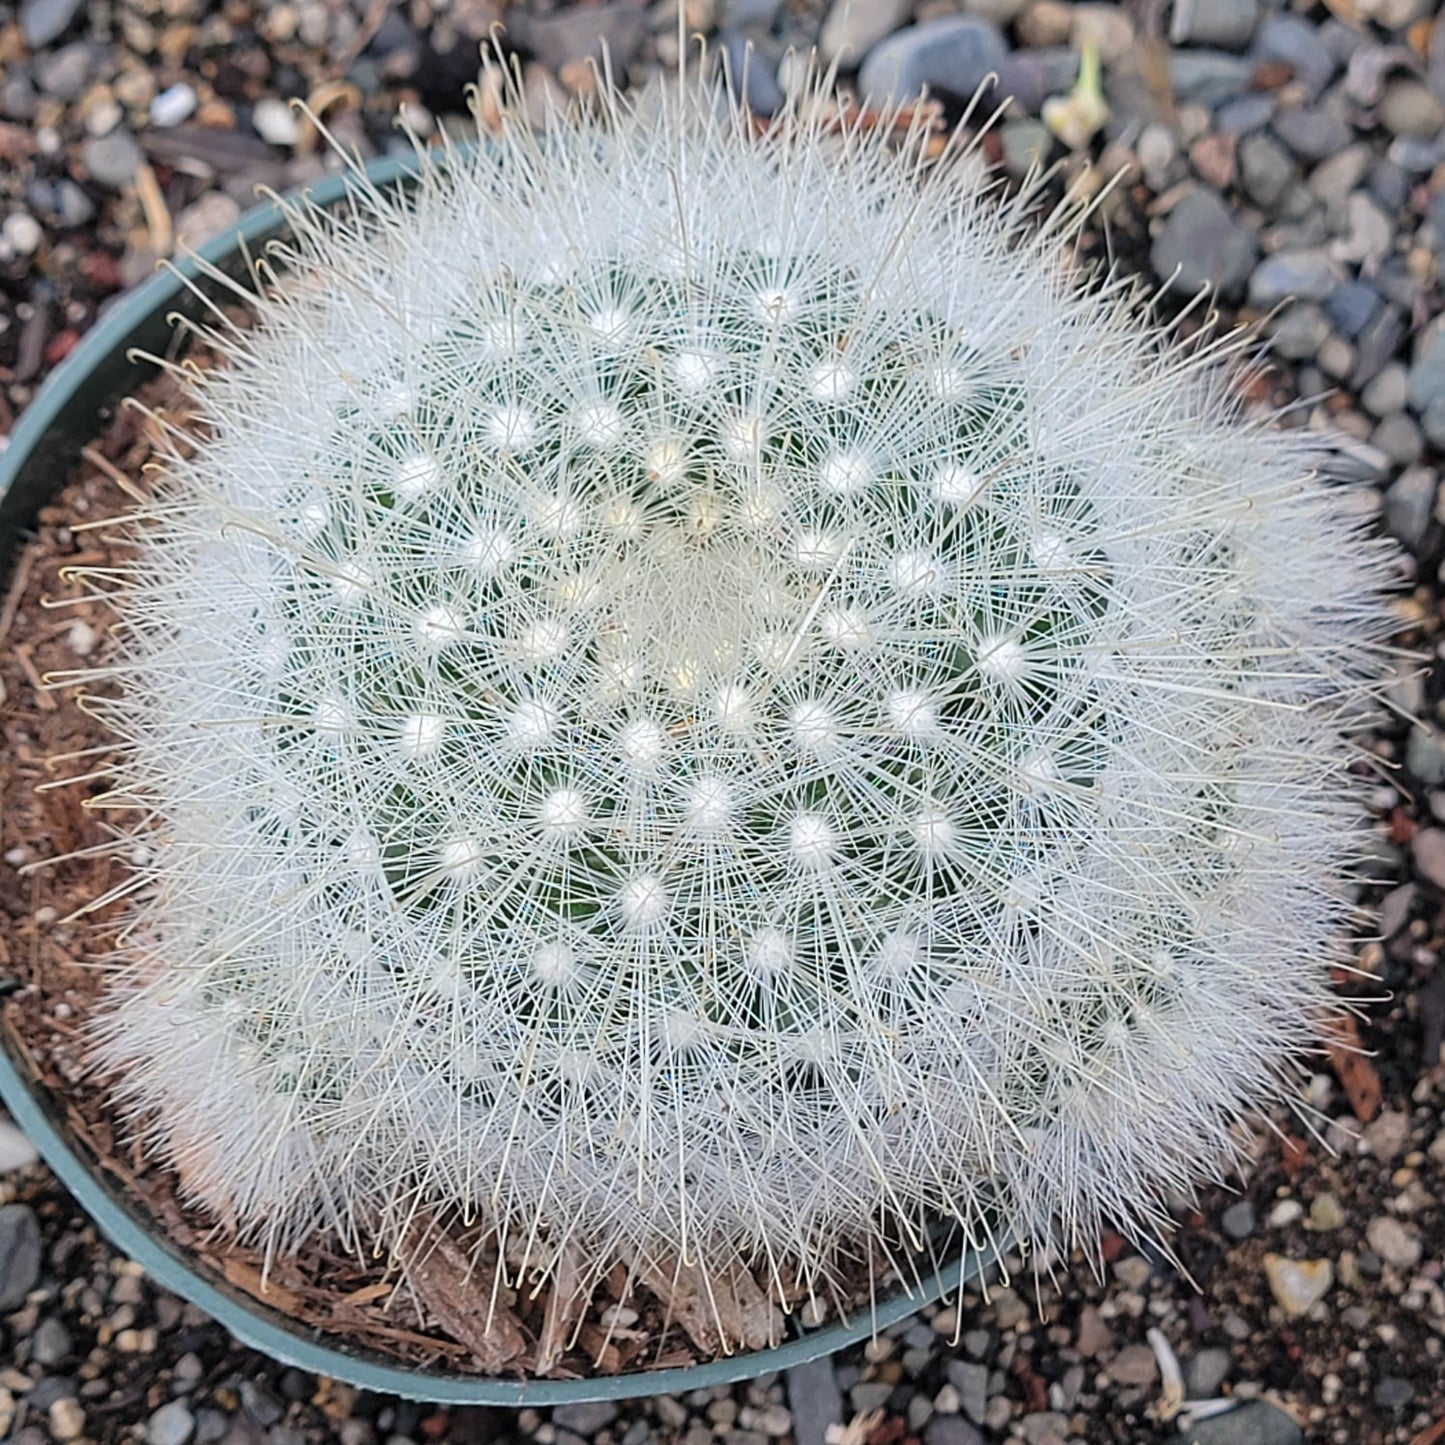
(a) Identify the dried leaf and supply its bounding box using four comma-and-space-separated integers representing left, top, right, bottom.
223, 1256, 302, 1314
1323, 1014, 1382, 1122
535, 1239, 584, 1375
638, 1254, 783, 1355
400, 1222, 526, 1371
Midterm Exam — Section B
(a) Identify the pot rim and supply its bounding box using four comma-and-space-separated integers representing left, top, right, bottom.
0, 155, 999, 1405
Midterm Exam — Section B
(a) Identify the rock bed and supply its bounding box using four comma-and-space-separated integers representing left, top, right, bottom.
3, 0, 1445, 1441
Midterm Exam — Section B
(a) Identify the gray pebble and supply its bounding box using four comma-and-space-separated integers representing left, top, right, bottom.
1238, 131, 1297, 208
1373, 412, 1424, 466
1180, 1400, 1303, 1445
52, 178, 95, 228
1365, 1214, 1422, 1269
1266, 302, 1331, 359
1249, 248, 1341, 305
1221, 1200, 1256, 1240
1389, 134, 1445, 174
999, 119, 1053, 179
1168, 51, 1253, 107
1406, 725, 1445, 785
1183, 1348, 1233, 1399
28, 1376, 77, 1411
819, 0, 912, 65
1363, 362, 1408, 416
0, 73, 36, 121
1412, 826, 1445, 888
944, 1360, 989, 1426
1324, 279, 1380, 339
1214, 94, 1275, 135
991, 50, 1080, 116
1253, 15, 1336, 98
1407, 317, 1445, 415
20, 0, 85, 49
192, 1410, 229, 1445
505, 3, 648, 77
856, 17, 1007, 105
31, 1316, 72, 1367
1272, 104, 1354, 162
721, 32, 784, 115
849, 1382, 894, 1413
0, 1204, 41, 1311
1368, 158, 1411, 213
786, 1357, 843, 1445
924, 1418, 985, 1445
720, 0, 783, 24
81, 128, 144, 190
237, 1380, 284, 1428
1374, 1377, 1415, 1409
1151, 187, 1258, 299
147, 1400, 196, 1445
1379, 79, 1445, 139
1351, 302, 1406, 390
1384, 465, 1437, 547
1308, 144, 1371, 204
1421, 395, 1445, 449
34, 41, 92, 102
553, 1402, 619, 1435
1170, 0, 1258, 53
1, 212, 42, 257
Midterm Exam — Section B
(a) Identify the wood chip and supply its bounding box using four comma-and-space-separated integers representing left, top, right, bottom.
223, 1256, 303, 1314
1323, 1013, 1382, 1123
535, 1238, 584, 1375
400, 1220, 527, 1371
637, 1253, 783, 1356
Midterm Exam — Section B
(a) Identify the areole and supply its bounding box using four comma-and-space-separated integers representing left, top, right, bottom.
0, 154, 996, 1407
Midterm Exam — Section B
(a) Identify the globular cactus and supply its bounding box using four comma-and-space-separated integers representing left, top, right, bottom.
84, 76, 1391, 1328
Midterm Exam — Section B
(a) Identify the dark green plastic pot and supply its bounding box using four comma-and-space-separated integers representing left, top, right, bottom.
0, 157, 997, 1404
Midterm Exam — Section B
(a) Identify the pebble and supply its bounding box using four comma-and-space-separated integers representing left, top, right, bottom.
1169, 52, 1252, 107
818, 0, 912, 64
1310, 144, 1372, 204
20, 0, 85, 49
1364, 1215, 1422, 1269
1180, 1401, 1303, 1445
150, 82, 197, 128
1267, 1199, 1304, 1228
148, 1400, 196, 1445
1374, 1377, 1415, 1409
1412, 826, 1445, 887
1238, 131, 1297, 208
253, 96, 299, 147
31, 1317, 72, 1367
48, 1398, 86, 1443
1379, 80, 1445, 139
1266, 301, 1330, 360
1170, 0, 1258, 52
1070, 4, 1134, 64
1249, 248, 1341, 306
1016, 1, 1072, 49
553, 1403, 618, 1436
856, 17, 1007, 104
1253, 15, 1336, 98
850, 1382, 894, 1413
1214, 94, 1274, 135
80, 128, 143, 189
34, 41, 92, 101
924, 1418, 984, 1445
1151, 186, 1258, 299
1262, 1254, 1334, 1316
786, 1357, 843, 1445
0, 1205, 41, 1311
1364, 1108, 1410, 1161
1107, 1343, 1157, 1386
1326, 280, 1381, 340
721, 32, 784, 116
506, 3, 648, 77
1183, 1348, 1233, 1398
1075, 1303, 1114, 1357
1332, 192, 1392, 267
944, 1361, 988, 1426
1374, 412, 1423, 466
999, 118, 1053, 178
1, 211, 43, 257
1273, 105, 1355, 162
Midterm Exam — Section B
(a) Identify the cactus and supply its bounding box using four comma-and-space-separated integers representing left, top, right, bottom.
82, 79, 1391, 1330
